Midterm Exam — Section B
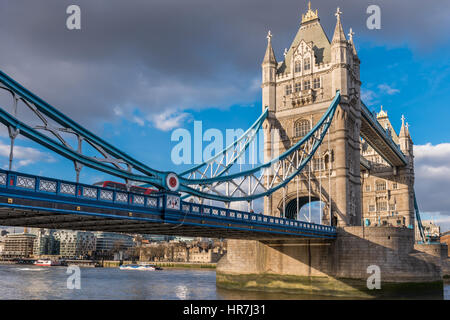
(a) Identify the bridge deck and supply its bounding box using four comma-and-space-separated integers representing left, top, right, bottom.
0, 169, 336, 240
360, 102, 407, 167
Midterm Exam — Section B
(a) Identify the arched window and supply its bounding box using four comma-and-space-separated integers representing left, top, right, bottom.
294, 119, 311, 138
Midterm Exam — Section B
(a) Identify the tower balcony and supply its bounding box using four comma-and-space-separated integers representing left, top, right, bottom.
290, 88, 318, 107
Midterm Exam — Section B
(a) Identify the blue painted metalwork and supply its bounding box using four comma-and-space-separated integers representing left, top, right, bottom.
0, 168, 336, 239
0, 70, 166, 178
177, 91, 340, 202
180, 107, 268, 178
360, 101, 408, 166
0, 108, 165, 187
0, 69, 338, 203
414, 193, 426, 243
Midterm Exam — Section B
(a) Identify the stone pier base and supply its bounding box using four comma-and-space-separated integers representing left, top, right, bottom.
216, 227, 446, 298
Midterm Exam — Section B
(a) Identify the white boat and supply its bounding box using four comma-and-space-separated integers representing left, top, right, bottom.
34, 259, 61, 266
119, 264, 162, 271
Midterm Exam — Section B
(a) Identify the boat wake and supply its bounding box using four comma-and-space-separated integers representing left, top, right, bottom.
17, 268, 45, 271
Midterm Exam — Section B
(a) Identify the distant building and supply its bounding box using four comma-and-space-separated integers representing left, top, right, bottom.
54, 230, 96, 258
139, 239, 226, 263
188, 246, 225, 263
141, 234, 169, 242
94, 232, 134, 257
1, 233, 36, 258
31, 229, 59, 256
171, 236, 195, 243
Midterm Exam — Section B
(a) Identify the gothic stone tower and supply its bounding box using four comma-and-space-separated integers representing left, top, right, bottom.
218, 4, 443, 296
262, 4, 362, 226
360, 108, 415, 230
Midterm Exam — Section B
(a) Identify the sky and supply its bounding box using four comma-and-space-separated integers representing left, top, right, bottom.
0, 0, 449, 231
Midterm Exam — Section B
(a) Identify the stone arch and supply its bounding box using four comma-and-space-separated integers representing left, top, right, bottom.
277, 192, 328, 220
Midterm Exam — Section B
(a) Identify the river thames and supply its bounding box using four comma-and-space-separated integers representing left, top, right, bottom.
0, 265, 448, 300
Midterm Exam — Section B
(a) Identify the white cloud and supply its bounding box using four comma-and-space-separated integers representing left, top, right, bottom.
132, 116, 145, 127
361, 89, 377, 104
149, 110, 192, 131
378, 84, 400, 95
0, 140, 55, 169
414, 143, 450, 232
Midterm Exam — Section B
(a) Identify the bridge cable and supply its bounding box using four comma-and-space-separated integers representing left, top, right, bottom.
328, 126, 331, 226
319, 132, 322, 225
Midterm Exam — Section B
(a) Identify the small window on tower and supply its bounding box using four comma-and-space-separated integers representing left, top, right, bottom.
376, 180, 386, 191
377, 201, 387, 211
303, 80, 311, 90
294, 119, 310, 138
304, 58, 311, 71
313, 78, 321, 89
294, 61, 301, 73
285, 84, 292, 95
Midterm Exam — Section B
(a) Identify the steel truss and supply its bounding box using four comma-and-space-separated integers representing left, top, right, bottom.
179, 92, 340, 202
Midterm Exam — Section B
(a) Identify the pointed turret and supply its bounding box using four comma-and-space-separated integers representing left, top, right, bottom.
261, 30, 277, 112
331, 7, 347, 44
348, 28, 357, 56
399, 115, 407, 138
399, 115, 412, 155
262, 30, 277, 65
331, 7, 351, 95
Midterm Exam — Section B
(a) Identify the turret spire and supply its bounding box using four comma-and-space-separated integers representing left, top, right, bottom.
399, 115, 407, 137
332, 7, 347, 43
262, 30, 277, 65
301, 1, 319, 24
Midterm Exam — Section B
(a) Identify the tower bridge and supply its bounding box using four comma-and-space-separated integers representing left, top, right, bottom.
0, 2, 446, 297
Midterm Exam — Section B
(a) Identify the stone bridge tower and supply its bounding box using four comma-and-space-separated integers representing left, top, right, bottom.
262, 4, 362, 226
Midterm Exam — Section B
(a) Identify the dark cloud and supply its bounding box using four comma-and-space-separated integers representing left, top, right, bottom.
0, 0, 448, 129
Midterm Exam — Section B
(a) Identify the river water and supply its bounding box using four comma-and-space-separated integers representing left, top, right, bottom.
0, 265, 448, 300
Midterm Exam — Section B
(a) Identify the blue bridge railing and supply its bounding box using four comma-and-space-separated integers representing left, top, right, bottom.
0, 169, 337, 238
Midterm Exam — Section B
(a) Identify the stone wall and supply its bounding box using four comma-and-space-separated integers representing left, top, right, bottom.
217, 226, 446, 296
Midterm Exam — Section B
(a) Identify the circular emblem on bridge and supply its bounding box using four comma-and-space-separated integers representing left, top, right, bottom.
165, 172, 179, 192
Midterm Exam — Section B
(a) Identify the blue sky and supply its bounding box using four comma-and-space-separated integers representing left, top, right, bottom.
0, 0, 449, 231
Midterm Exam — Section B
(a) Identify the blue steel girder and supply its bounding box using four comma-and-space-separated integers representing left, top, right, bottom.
0, 70, 168, 187
0, 169, 336, 240
360, 102, 408, 167
180, 107, 268, 180
178, 92, 340, 202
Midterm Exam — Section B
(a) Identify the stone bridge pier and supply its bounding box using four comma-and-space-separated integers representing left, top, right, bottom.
217, 227, 447, 297
217, 4, 447, 297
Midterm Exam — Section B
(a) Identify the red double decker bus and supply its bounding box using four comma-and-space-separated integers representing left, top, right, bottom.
93, 181, 156, 195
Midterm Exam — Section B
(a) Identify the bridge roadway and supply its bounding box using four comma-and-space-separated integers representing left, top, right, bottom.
0, 169, 336, 240
360, 102, 407, 167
